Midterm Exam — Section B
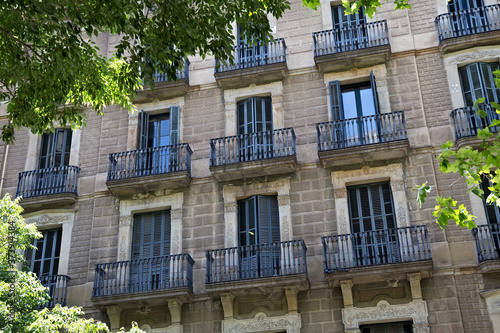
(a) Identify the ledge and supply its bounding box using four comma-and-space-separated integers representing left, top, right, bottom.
214, 62, 288, 89
314, 45, 391, 73
91, 286, 193, 310
205, 273, 309, 298
133, 79, 189, 103
210, 155, 297, 182
19, 193, 77, 213
106, 171, 192, 197
318, 140, 409, 170
478, 259, 500, 274
324, 260, 433, 288
439, 30, 500, 54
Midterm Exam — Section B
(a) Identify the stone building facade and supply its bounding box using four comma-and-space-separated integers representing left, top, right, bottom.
2, 0, 500, 332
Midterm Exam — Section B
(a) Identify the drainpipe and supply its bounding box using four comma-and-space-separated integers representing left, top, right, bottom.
0, 121, 11, 196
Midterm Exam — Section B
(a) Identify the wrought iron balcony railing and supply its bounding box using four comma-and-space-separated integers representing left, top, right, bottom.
206, 240, 307, 283
313, 20, 389, 57
473, 224, 500, 263
322, 225, 431, 271
92, 254, 194, 297
451, 104, 499, 140
316, 111, 407, 152
153, 59, 190, 83
107, 143, 192, 181
215, 38, 286, 73
210, 128, 296, 167
39, 274, 70, 308
16, 165, 80, 199
435, 5, 500, 41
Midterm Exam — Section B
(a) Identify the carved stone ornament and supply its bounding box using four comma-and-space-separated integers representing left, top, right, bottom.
334, 188, 347, 199
171, 209, 183, 220
171, 229, 180, 254
224, 203, 237, 213
119, 235, 127, 261
282, 215, 291, 241
397, 201, 408, 227
140, 324, 183, 333
222, 312, 301, 333
342, 300, 429, 330
226, 220, 235, 248
391, 180, 405, 192
338, 208, 349, 235
278, 195, 290, 206
119, 216, 132, 227
26, 214, 71, 226
448, 50, 500, 65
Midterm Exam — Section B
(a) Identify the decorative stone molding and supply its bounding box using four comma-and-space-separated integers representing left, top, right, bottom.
139, 324, 183, 333
337, 207, 349, 235
119, 216, 132, 227
171, 209, 183, 220
278, 195, 290, 206
281, 216, 291, 242
447, 50, 500, 65
25, 214, 72, 226
340, 280, 354, 308
221, 293, 235, 319
397, 201, 408, 227
342, 300, 429, 332
391, 180, 405, 192
334, 188, 347, 199
222, 313, 301, 333
224, 203, 237, 213
171, 229, 180, 255
168, 298, 183, 324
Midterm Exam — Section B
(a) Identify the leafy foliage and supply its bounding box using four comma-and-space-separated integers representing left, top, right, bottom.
0, 195, 142, 333
342, 0, 411, 18
417, 71, 500, 229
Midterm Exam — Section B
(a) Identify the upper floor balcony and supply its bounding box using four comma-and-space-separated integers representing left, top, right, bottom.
214, 38, 287, 89
16, 165, 80, 211
209, 128, 297, 181
92, 254, 194, 308
316, 111, 409, 169
322, 226, 433, 286
312, 20, 390, 72
205, 240, 309, 296
39, 274, 70, 309
134, 59, 190, 103
435, 5, 500, 53
451, 104, 498, 147
106, 143, 192, 197
473, 224, 500, 273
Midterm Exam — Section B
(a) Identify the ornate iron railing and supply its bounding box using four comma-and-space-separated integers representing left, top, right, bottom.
473, 224, 500, 263
154, 59, 190, 83
206, 240, 307, 283
313, 20, 389, 57
215, 38, 286, 73
92, 254, 194, 297
316, 111, 407, 151
435, 5, 500, 41
322, 225, 431, 271
451, 104, 499, 140
39, 274, 70, 308
107, 143, 192, 181
210, 128, 296, 167
16, 165, 80, 199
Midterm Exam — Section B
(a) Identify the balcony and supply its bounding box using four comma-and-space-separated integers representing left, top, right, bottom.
106, 143, 192, 197
451, 105, 498, 147
209, 128, 297, 181
92, 254, 194, 308
316, 111, 409, 169
39, 274, 70, 308
435, 5, 500, 53
16, 165, 80, 211
134, 59, 190, 103
473, 224, 500, 273
322, 226, 433, 286
214, 38, 287, 89
313, 21, 390, 72
205, 240, 309, 296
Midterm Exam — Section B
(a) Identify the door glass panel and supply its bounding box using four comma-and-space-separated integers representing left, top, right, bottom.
26, 229, 62, 277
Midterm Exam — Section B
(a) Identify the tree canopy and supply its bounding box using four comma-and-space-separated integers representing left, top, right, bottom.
0, 0, 410, 143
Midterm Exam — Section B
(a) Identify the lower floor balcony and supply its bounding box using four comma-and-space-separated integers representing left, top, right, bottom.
322, 226, 433, 286
451, 105, 498, 145
474, 223, 500, 272
39, 274, 70, 308
91, 254, 194, 308
316, 111, 409, 168
16, 165, 79, 211
205, 240, 309, 296
209, 128, 297, 181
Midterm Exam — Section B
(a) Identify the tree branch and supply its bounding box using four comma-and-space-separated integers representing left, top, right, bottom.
0, 26, 45, 61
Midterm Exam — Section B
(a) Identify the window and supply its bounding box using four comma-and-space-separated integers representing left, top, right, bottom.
348, 183, 398, 265
237, 97, 273, 161
360, 321, 413, 333
331, 5, 367, 51
131, 211, 171, 290
138, 107, 180, 173
447, 0, 487, 36
459, 62, 500, 107
329, 71, 381, 146
39, 129, 72, 169
26, 229, 62, 278
238, 195, 280, 278
237, 26, 268, 67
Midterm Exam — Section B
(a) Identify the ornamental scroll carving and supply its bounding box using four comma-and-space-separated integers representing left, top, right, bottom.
448, 50, 500, 65
119, 216, 131, 227
140, 324, 183, 333
334, 188, 347, 199
397, 200, 408, 227
226, 220, 236, 248
391, 180, 405, 192
278, 195, 290, 206
222, 313, 301, 333
171, 209, 182, 221
26, 214, 71, 226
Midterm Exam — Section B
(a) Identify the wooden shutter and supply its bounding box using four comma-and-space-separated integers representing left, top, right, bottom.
482, 178, 500, 224
348, 183, 395, 232
257, 195, 280, 244
370, 70, 380, 115
132, 211, 171, 259
329, 81, 343, 121
139, 110, 149, 149
170, 106, 180, 146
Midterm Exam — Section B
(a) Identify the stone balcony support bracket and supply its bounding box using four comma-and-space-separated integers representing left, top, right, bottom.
221, 293, 235, 319
407, 272, 422, 300
285, 286, 299, 314
106, 305, 122, 331
340, 279, 354, 308
168, 298, 183, 324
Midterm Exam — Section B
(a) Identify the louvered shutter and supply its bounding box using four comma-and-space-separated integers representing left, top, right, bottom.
238, 197, 258, 279
26, 229, 61, 277
257, 195, 280, 277
170, 106, 180, 146
482, 178, 500, 224
329, 81, 343, 121
139, 110, 149, 149
370, 70, 380, 115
